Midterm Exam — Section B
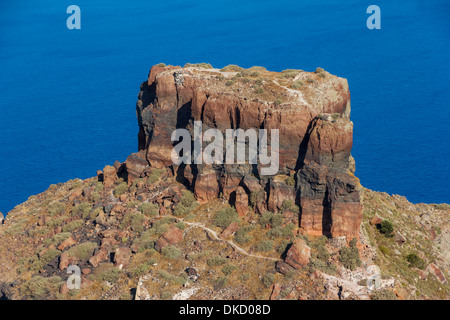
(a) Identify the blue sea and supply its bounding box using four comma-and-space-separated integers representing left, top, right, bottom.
1, 0, 449, 214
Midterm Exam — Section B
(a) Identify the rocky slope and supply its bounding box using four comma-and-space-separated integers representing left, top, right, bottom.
0, 64, 448, 300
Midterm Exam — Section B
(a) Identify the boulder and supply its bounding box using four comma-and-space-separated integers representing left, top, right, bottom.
275, 260, 294, 275
125, 151, 149, 182
285, 238, 311, 269
234, 187, 249, 216
57, 235, 77, 251
219, 222, 239, 239
370, 214, 384, 226
102, 165, 117, 189
114, 247, 132, 269
155, 226, 183, 252
393, 231, 406, 245
89, 248, 110, 267
427, 264, 447, 284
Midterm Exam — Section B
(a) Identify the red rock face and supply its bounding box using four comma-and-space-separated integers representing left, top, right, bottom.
285, 238, 311, 269
135, 64, 362, 241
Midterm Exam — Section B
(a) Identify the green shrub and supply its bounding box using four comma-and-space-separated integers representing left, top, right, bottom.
380, 220, 394, 236
213, 276, 228, 290
256, 240, 273, 252
225, 80, 234, 86
281, 69, 300, 78
161, 246, 181, 260
184, 62, 213, 69
131, 263, 152, 277
62, 219, 84, 233
315, 67, 325, 74
207, 256, 227, 267
371, 288, 397, 300
40, 249, 62, 265
155, 63, 166, 67
175, 222, 185, 230
113, 182, 128, 197
262, 273, 275, 288
338, 238, 361, 271
306, 78, 316, 84
234, 226, 253, 245
139, 203, 159, 217
291, 80, 304, 89
271, 214, 283, 228
160, 291, 173, 300
267, 223, 295, 239
406, 253, 426, 269
148, 169, 164, 184
260, 210, 286, 228
47, 216, 66, 228
71, 202, 92, 218
121, 212, 146, 232
67, 242, 97, 260
248, 66, 267, 72
22, 276, 62, 298
379, 245, 391, 255
222, 264, 237, 276
213, 207, 239, 229
174, 191, 197, 217
133, 231, 156, 253
308, 258, 337, 275
281, 199, 299, 212
48, 202, 65, 216
259, 211, 273, 226
96, 264, 121, 283
220, 64, 243, 72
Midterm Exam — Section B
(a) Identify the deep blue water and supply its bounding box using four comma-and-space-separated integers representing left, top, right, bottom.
1, 0, 449, 214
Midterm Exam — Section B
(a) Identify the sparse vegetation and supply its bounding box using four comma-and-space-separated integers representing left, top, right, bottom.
173, 191, 197, 217
262, 273, 275, 288
380, 220, 394, 236
371, 288, 397, 300
220, 64, 243, 72
67, 242, 97, 260
113, 182, 129, 197
148, 169, 164, 184
406, 253, 426, 269
62, 219, 84, 232
139, 202, 159, 217
291, 80, 304, 89
338, 238, 361, 271
213, 207, 239, 229
256, 240, 273, 252
161, 246, 181, 260
207, 256, 227, 267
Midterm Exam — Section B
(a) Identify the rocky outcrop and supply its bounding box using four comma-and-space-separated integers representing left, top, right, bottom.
134, 64, 362, 241
284, 238, 311, 269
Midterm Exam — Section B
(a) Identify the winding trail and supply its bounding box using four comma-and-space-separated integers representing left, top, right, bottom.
169, 215, 281, 262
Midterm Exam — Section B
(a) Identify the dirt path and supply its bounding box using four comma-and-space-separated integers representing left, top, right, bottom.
170, 216, 281, 262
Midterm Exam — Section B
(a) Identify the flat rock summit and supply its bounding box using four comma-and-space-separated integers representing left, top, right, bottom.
0, 64, 448, 300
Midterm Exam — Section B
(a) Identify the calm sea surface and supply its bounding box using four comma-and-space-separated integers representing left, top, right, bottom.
1, 0, 449, 214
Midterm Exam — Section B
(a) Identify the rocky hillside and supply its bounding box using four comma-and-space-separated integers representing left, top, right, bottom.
0, 64, 448, 300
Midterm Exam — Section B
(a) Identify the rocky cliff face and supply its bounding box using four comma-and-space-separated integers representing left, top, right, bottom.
133, 64, 362, 240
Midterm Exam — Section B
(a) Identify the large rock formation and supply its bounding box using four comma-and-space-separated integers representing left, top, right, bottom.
134, 64, 363, 240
